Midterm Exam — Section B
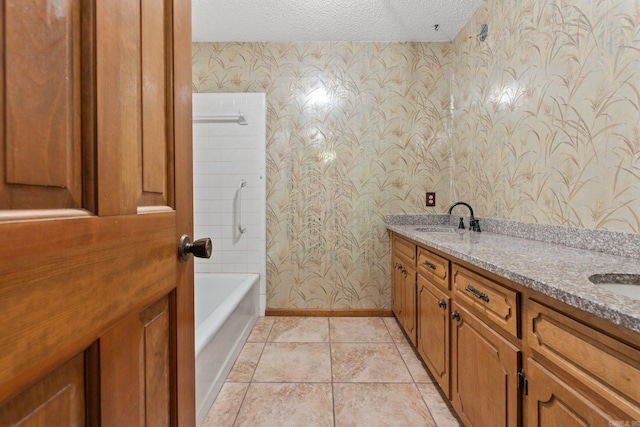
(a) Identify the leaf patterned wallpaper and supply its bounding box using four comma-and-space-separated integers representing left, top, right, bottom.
193, 42, 452, 309
451, 0, 640, 231
192, 0, 640, 310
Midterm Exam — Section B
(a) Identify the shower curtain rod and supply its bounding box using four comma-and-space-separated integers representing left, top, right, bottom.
192, 112, 248, 125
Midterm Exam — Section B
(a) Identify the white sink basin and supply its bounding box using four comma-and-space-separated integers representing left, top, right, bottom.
589, 274, 640, 300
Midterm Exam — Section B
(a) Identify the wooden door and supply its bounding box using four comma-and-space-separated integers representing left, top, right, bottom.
0, 0, 194, 426
417, 276, 450, 397
451, 303, 520, 427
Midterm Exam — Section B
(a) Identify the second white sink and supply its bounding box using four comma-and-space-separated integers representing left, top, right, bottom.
589, 274, 640, 300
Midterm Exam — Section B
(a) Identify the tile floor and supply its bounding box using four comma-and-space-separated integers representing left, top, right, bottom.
202, 316, 460, 427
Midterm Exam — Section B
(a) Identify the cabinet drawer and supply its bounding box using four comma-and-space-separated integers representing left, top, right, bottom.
452, 265, 519, 337
525, 358, 622, 425
527, 299, 640, 420
417, 247, 449, 290
393, 235, 416, 265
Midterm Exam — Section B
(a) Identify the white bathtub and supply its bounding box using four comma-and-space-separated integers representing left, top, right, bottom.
195, 273, 259, 426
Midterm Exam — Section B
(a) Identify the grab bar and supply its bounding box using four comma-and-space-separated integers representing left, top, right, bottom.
193, 112, 248, 125
237, 179, 247, 234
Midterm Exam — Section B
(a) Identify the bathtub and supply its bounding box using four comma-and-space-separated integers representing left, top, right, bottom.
195, 273, 259, 426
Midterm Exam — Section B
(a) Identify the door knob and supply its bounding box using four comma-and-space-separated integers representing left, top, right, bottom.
178, 235, 212, 262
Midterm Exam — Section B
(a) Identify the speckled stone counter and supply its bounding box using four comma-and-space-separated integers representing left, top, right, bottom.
386, 215, 640, 334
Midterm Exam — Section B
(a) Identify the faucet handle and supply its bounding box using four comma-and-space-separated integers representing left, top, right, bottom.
458, 217, 465, 230
470, 219, 481, 232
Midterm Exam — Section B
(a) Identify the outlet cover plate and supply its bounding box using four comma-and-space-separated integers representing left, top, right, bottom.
426, 192, 436, 207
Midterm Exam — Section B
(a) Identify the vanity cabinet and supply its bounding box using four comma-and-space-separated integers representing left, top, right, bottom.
391, 255, 404, 326
391, 235, 417, 345
389, 231, 640, 427
524, 299, 640, 425
450, 264, 521, 427
417, 275, 451, 397
417, 247, 449, 291
452, 265, 519, 338
524, 358, 620, 426
416, 246, 451, 397
450, 302, 520, 427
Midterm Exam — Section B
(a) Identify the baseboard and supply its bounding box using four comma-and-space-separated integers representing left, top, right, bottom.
265, 309, 394, 317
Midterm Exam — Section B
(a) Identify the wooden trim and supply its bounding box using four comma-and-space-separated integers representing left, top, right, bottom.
81, 0, 97, 214
84, 341, 101, 426
265, 309, 394, 317
171, 0, 194, 425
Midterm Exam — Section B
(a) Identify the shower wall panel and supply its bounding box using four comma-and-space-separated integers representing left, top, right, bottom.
192, 93, 266, 313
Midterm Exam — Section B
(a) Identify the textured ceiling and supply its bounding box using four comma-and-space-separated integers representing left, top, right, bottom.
192, 0, 484, 42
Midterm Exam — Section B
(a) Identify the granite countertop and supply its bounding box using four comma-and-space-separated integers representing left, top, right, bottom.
386, 215, 640, 334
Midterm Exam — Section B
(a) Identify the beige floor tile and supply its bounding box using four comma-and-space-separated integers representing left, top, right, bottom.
417, 382, 460, 427
396, 342, 433, 383
205, 317, 458, 426
331, 343, 413, 383
383, 317, 409, 343
334, 383, 436, 427
226, 342, 265, 382
330, 317, 393, 342
235, 383, 333, 427
268, 317, 330, 342
247, 317, 275, 342
253, 342, 331, 382
201, 382, 249, 427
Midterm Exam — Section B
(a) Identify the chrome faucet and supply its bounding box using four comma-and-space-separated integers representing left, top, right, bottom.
448, 202, 481, 232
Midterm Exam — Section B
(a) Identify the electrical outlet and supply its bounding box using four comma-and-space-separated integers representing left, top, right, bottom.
426, 192, 436, 207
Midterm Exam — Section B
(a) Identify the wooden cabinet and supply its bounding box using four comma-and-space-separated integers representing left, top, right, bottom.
402, 263, 417, 346
418, 247, 450, 290
389, 231, 640, 427
416, 244, 451, 396
392, 256, 417, 345
417, 275, 450, 397
450, 302, 520, 427
391, 235, 417, 345
393, 235, 417, 265
392, 256, 404, 322
524, 358, 620, 427
452, 265, 519, 337
525, 299, 640, 424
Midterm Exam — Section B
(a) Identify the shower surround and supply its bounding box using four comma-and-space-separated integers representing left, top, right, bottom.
192, 93, 267, 313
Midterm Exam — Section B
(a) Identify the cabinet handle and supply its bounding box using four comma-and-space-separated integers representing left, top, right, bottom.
438, 299, 447, 309
465, 285, 490, 303
451, 310, 460, 321
422, 260, 437, 270
397, 263, 403, 270
401, 268, 408, 276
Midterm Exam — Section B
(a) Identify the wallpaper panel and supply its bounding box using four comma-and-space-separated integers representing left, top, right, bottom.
450, 0, 640, 232
193, 42, 452, 309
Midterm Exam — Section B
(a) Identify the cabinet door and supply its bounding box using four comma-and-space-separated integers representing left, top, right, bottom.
392, 256, 416, 345
392, 257, 404, 320
403, 264, 417, 346
525, 358, 620, 427
451, 302, 520, 427
526, 299, 640, 420
417, 276, 450, 397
